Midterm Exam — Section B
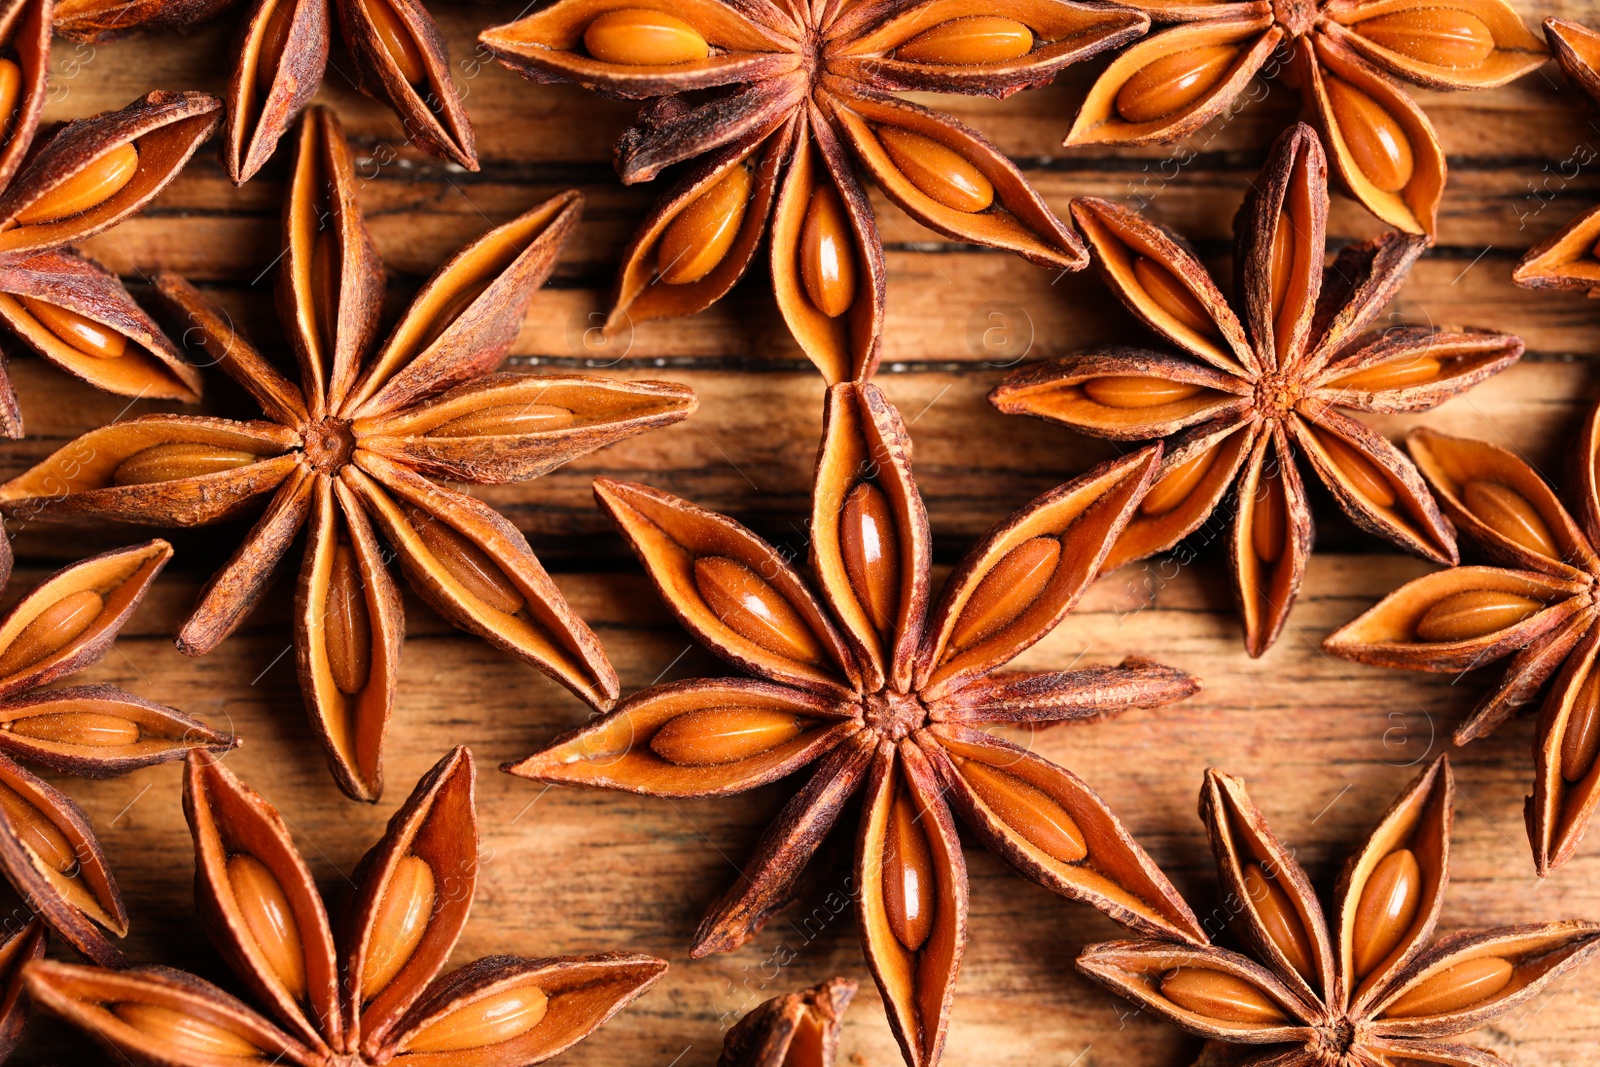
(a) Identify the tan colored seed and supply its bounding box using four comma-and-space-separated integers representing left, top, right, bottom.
883, 789, 935, 952
1461, 481, 1559, 559
840, 482, 900, 636
1160, 968, 1286, 1024
1561, 669, 1600, 784
1132, 255, 1217, 337
1352, 848, 1422, 978
583, 8, 709, 66
20, 296, 127, 359
1381, 956, 1514, 1018
361, 854, 435, 1000
1269, 210, 1295, 326
895, 16, 1034, 65
1414, 589, 1543, 643
0, 781, 76, 873
1356, 8, 1495, 69
1251, 468, 1287, 565
694, 555, 825, 664
1140, 448, 1218, 517
1114, 45, 1238, 124
256, 0, 296, 98
427, 402, 575, 438
1314, 430, 1396, 509
877, 127, 994, 213
15, 142, 138, 226
406, 508, 524, 615
110, 1003, 263, 1058
658, 163, 752, 285
8, 711, 140, 748
948, 535, 1061, 651
227, 853, 307, 1001
0, 59, 20, 140
325, 541, 372, 696
799, 183, 856, 318
1082, 375, 1204, 409
0, 590, 103, 677
404, 984, 550, 1053
1325, 77, 1413, 193
112, 443, 259, 486
959, 759, 1086, 864
1326, 354, 1441, 392
649, 707, 805, 766
1241, 862, 1314, 980
357, 0, 427, 84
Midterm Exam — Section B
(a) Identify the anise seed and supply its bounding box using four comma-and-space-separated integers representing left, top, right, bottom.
798, 183, 856, 318
1461, 481, 1559, 559
948, 536, 1060, 651
1314, 429, 1396, 508
693, 556, 825, 664
361, 854, 435, 999
356, 0, 427, 84
110, 1003, 263, 1057
0, 781, 76, 873
658, 163, 753, 285
0, 59, 19, 140
1269, 210, 1295, 326
19, 296, 128, 359
583, 9, 709, 66
1241, 862, 1314, 980
1413, 590, 1542, 643
840, 482, 900, 636
403, 985, 550, 1053
1159, 968, 1286, 1024
15, 143, 139, 225
311, 224, 341, 357
256, 0, 296, 99
1355, 8, 1495, 69
1561, 670, 1600, 784
226, 853, 307, 1001
958, 759, 1086, 863
8, 711, 140, 748
426, 403, 575, 438
1114, 45, 1238, 124
1381, 956, 1514, 1018
325, 541, 373, 696
0, 590, 104, 677
1352, 847, 1422, 978
1082, 375, 1204, 409
112, 443, 259, 486
883, 789, 935, 952
648, 707, 805, 766
1132, 255, 1218, 337
894, 16, 1034, 65
877, 127, 993, 213
1251, 469, 1287, 565
1325, 77, 1413, 193
1326, 354, 1441, 391
1140, 449, 1218, 517
406, 507, 525, 615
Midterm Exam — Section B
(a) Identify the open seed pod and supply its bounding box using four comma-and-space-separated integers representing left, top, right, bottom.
0, 0, 49, 195
1547, 17, 1600, 106
223, 0, 329, 185
0, 685, 236, 777
0, 918, 42, 1061
52, 0, 241, 41
718, 976, 857, 1067
1321, 0, 1548, 91
1312, 328, 1525, 413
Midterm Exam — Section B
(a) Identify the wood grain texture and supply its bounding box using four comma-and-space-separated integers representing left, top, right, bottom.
4, 1, 1600, 1063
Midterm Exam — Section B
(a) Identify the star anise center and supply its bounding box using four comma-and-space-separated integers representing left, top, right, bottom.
303, 416, 356, 474
1272, 0, 1319, 38
1253, 370, 1304, 421
863, 689, 928, 740
1310, 1014, 1358, 1058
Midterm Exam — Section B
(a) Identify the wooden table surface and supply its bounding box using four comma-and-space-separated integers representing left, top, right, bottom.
6, 0, 1600, 1063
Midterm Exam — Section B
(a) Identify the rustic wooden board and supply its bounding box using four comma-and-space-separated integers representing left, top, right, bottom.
5, 1, 1600, 1064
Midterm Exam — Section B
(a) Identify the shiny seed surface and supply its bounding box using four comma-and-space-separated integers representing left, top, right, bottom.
1242, 862, 1315, 980
8, 711, 140, 748
1561, 669, 1600, 783
1315, 429, 1396, 508
883, 790, 935, 952
1356, 8, 1495, 69
407, 509, 525, 615
658, 163, 752, 285
1082, 375, 1204, 409
0, 589, 103, 677
357, 0, 427, 84
649, 707, 805, 766
0, 59, 20, 140
583, 9, 709, 66
361, 854, 435, 999
799, 183, 856, 318
1140, 448, 1218, 517
227, 853, 307, 1001
0, 781, 76, 873
1327, 354, 1441, 391
1160, 968, 1286, 1024
694, 555, 825, 664
1461, 481, 1559, 559
16, 142, 138, 225
1114, 45, 1237, 123
112, 443, 258, 486
110, 1003, 263, 1057
1414, 589, 1543, 643
840, 482, 900, 636
1252, 469, 1287, 565
948, 535, 1061, 651
895, 16, 1034, 65
256, 0, 295, 97
1381, 956, 1514, 1018
19, 296, 127, 359
877, 127, 993, 213
1325, 77, 1414, 193
427, 402, 575, 438
1352, 848, 1422, 977
405, 984, 550, 1053
959, 759, 1086, 863
1269, 209, 1295, 325
326, 541, 372, 696
1132, 255, 1217, 337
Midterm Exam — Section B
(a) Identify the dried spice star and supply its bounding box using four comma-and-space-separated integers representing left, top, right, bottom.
0, 106, 698, 803
1324, 414, 1600, 876
508, 379, 1206, 1067
990, 123, 1523, 656
720, 976, 856, 1067
1064, 0, 1545, 238
479, 0, 1146, 382
1078, 757, 1600, 1067
24, 746, 670, 1065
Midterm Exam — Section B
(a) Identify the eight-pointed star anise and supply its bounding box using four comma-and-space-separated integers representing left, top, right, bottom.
1078, 757, 1600, 1067
0, 106, 698, 803
506, 380, 1207, 1067
23, 746, 670, 1065
990, 123, 1523, 656
1065, 0, 1545, 238
479, 0, 1147, 382
1325, 413, 1600, 876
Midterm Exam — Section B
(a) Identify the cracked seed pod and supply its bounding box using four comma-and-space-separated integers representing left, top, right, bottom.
53, 0, 241, 40
482, 0, 1146, 383
1078, 758, 1600, 1066
23, 746, 668, 1065
506, 380, 1205, 1067
1066, 0, 1545, 237
718, 977, 857, 1067
0, 107, 697, 802
992, 122, 1523, 655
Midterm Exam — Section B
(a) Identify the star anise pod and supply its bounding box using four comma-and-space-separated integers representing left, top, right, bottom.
990, 123, 1523, 656
0, 106, 698, 803
23, 746, 670, 1064
1323, 414, 1600, 876
53, 0, 241, 40
1078, 757, 1600, 1067
720, 976, 856, 1067
479, 0, 1146, 382
0, 918, 43, 1064
507, 379, 1206, 1067
1065, 0, 1545, 238
0, 536, 238, 969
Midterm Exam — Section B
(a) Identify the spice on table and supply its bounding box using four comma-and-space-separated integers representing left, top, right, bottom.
719, 977, 856, 1067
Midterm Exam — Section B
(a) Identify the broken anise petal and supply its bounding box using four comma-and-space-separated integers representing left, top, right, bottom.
0, 685, 235, 777
718, 976, 856, 1067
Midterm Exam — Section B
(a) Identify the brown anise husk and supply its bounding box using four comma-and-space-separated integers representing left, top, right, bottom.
719, 976, 857, 1067
1079, 758, 1600, 1066
53, 0, 241, 41
0, 918, 42, 1062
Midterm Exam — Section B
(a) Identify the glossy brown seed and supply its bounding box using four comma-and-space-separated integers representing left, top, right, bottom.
1315, 429, 1396, 508
1132, 255, 1217, 337
694, 556, 825, 664
0, 59, 19, 139
19, 296, 128, 360
1325, 77, 1414, 193
1381, 956, 1514, 1018
840, 482, 900, 636
799, 183, 856, 318
1356, 8, 1495, 69
959, 758, 1086, 863
15, 143, 139, 226
1082, 375, 1204, 409
112, 444, 259, 486
0, 781, 76, 873
1140, 448, 1217, 517
1561, 669, 1600, 784
1326, 354, 1441, 391
0, 590, 104, 677
877, 127, 994, 213
404, 985, 550, 1053
1114, 45, 1238, 123
1160, 968, 1286, 1024
583, 9, 709, 66
948, 536, 1060, 651
227, 853, 307, 1001
1352, 848, 1422, 977
256, 0, 296, 98
1269, 210, 1295, 325
361, 854, 435, 1000
658, 163, 752, 285
1252, 468, 1286, 565
1461, 481, 1559, 559
8, 712, 140, 747
648, 707, 805, 766
1413, 590, 1543, 643
406, 508, 525, 615
1242, 863, 1314, 980
895, 16, 1034, 65
426, 403, 576, 438
110, 1003, 264, 1057
326, 541, 372, 696
883, 790, 935, 952
357, 0, 427, 84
